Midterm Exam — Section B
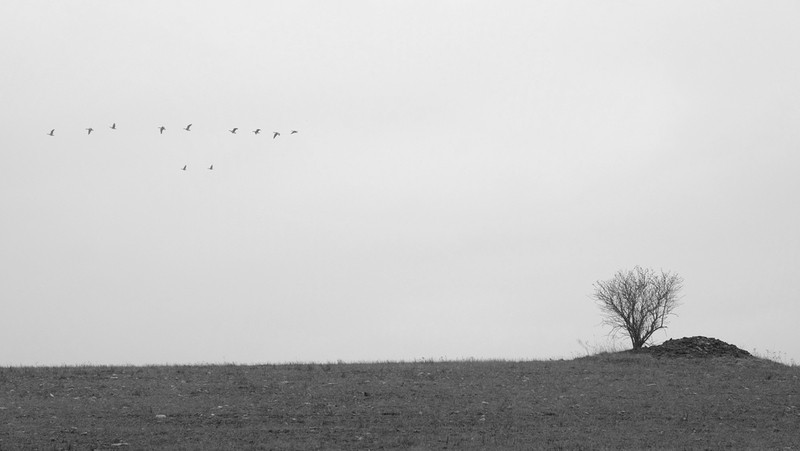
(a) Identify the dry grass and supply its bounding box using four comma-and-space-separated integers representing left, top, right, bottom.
1, 353, 798, 449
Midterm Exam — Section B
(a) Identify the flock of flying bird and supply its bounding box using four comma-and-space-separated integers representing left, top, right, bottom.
46, 123, 300, 171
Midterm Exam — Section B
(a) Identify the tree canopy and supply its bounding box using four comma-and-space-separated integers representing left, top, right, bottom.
592, 266, 683, 350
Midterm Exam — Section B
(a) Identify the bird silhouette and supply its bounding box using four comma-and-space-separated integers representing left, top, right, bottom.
181, 165, 187, 171
48, 129, 55, 136
86, 128, 93, 135
229, 128, 238, 134
110, 123, 116, 130
159, 126, 166, 134
273, 131, 280, 139
290, 130, 298, 134
253, 129, 261, 135
184, 124, 192, 131
208, 164, 214, 170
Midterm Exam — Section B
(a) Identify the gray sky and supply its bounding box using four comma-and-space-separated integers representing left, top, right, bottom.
2, 1, 799, 366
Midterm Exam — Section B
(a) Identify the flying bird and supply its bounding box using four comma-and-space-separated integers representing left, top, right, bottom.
110, 123, 116, 130
184, 124, 192, 131
229, 128, 238, 134
181, 165, 187, 171
159, 126, 166, 134
208, 164, 214, 170
273, 131, 280, 139
86, 128, 93, 135
290, 130, 298, 134
48, 129, 55, 136
253, 129, 261, 135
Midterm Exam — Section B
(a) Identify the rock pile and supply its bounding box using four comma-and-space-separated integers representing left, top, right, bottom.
637, 336, 752, 358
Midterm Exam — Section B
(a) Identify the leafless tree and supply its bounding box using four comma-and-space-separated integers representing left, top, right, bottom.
592, 266, 683, 350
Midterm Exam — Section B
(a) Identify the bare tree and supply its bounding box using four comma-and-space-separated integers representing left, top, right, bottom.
592, 266, 683, 350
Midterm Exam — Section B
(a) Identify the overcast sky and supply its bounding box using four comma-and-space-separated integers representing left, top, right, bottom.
2, 1, 799, 366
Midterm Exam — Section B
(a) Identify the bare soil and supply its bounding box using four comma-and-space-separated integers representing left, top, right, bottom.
1, 339, 797, 450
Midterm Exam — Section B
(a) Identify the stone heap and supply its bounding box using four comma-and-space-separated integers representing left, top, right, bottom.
638, 336, 752, 358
